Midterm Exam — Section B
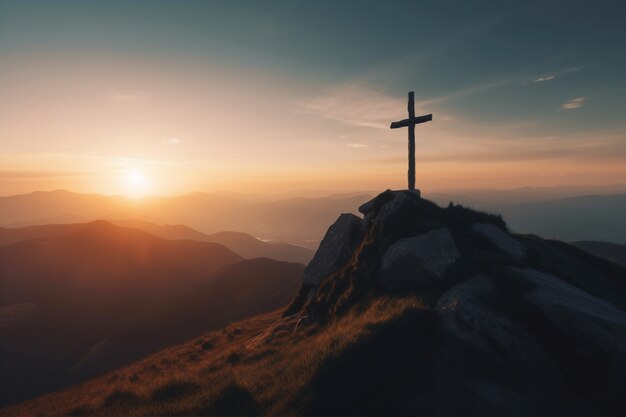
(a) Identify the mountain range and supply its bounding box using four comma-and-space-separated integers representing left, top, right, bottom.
0, 221, 304, 407
3, 190, 625, 416
2, 188, 626, 247
0, 220, 314, 264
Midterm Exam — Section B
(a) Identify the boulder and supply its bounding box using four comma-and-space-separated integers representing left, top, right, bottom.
510, 267, 626, 349
437, 274, 550, 362
302, 213, 364, 286
378, 227, 459, 290
359, 189, 421, 225
471, 223, 526, 260
508, 267, 626, 407
435, 274, 571, 414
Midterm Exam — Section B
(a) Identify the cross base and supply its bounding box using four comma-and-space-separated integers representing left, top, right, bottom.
406, 188, 421, 199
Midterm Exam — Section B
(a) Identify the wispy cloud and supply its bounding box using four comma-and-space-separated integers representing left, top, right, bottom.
533, 75, 556, 83
295, 79, 505, 129
295, 84, 409, 129
560, 97, 587, 110
294, 84, 443, 129
162, 137, 181, 145
347, 143, 369, 148
528, 65, 584, 85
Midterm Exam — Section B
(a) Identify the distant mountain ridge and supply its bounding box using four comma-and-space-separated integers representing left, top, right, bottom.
0, 220, 314, 264
2, 188, 626, 246
111, 219, 314, 264
572, 240, 626, 266
0, 189, 371, 248
0, 220, 304, 407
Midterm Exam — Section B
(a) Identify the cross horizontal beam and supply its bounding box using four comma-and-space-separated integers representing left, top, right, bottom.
390, 114, 433, 129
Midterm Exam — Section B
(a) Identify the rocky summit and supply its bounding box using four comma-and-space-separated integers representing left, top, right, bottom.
286, 189, 626, 416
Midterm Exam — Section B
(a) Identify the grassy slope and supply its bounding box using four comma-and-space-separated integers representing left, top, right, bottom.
0, 297, 426, 417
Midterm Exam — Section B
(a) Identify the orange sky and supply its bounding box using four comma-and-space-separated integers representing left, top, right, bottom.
1, 2, 625, 197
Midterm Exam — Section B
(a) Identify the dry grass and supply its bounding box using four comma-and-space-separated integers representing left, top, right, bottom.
1, 296, 426, 417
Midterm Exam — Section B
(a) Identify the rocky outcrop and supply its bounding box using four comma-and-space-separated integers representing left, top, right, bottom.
378, 228, 459, 290
282, 188, 626, 415
359, 189, 421, 225
511, 267, 626, 377
471, 223, 526, 260
302, 213, 364, 286
437, 273, 558, 372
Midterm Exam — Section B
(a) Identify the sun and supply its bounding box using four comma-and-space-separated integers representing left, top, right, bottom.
124, 169, 150, 196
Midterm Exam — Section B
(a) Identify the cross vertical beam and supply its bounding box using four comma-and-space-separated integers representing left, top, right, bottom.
390, 91, 432, 190
407, 92, 416, 190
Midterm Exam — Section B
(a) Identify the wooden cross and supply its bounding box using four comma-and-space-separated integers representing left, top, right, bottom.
390, 91, 432, 190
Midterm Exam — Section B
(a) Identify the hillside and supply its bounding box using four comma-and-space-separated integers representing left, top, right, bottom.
111, 219, 315, 264
0, 220, 315, 264
572, 240, 626, 266
4, 190, 625, 416
0, 222, 303, 407
0, 190, 370, 248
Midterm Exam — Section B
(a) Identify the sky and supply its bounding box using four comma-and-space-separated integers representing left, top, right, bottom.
1, 0, 625, 196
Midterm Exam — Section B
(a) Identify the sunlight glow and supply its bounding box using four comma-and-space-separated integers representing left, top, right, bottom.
124, 169, 151, 197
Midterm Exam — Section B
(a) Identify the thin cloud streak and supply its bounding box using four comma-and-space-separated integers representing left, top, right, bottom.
533, 75, 555, 83
294, 80, 499, 130
560, 97, 587, 110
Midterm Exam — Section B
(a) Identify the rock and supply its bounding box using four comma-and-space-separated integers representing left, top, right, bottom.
510, 267, 626, 348
437, 274, 539, 355
359, 189, 421, 225
471, 223, 526, 260
508, 267, 626, 407
436, 274, 569, 415
378, 227, 459, 290
302, 213, 364, 286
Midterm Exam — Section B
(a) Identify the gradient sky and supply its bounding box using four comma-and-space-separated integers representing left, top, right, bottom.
1, 0, 625, 196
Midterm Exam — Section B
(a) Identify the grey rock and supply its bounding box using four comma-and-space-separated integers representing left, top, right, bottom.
436, 275, 566, 414
510, 267, 626, 349
472, 223, 526, 260
438, 274, 541, 356
302, 213, 364, 286
508, 267, 626, 404
378, 227, 459, 290
359, 189, 421, 225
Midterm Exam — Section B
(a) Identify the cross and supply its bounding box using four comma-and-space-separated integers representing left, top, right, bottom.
390, 91, 432, 190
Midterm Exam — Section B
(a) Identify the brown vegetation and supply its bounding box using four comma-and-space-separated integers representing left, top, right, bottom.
1, 296, 426, 416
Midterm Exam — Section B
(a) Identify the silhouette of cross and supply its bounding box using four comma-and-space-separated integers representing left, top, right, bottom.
390, 91, 432, 190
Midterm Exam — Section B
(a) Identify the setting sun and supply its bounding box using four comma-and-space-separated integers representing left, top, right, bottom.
124, 169, 150, 196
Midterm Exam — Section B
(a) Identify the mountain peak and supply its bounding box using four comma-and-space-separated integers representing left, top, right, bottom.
301, 189, 624, 312
287, 189, 517, 320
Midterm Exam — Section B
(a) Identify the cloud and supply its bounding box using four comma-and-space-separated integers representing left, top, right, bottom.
560, 97, 587, 110
163, 137, 181, 145
529, 65, 585, 85
533, 75, 556, 83
295, 84, 408, 129
347, 143, 369, 148
295, 80, 501, 130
